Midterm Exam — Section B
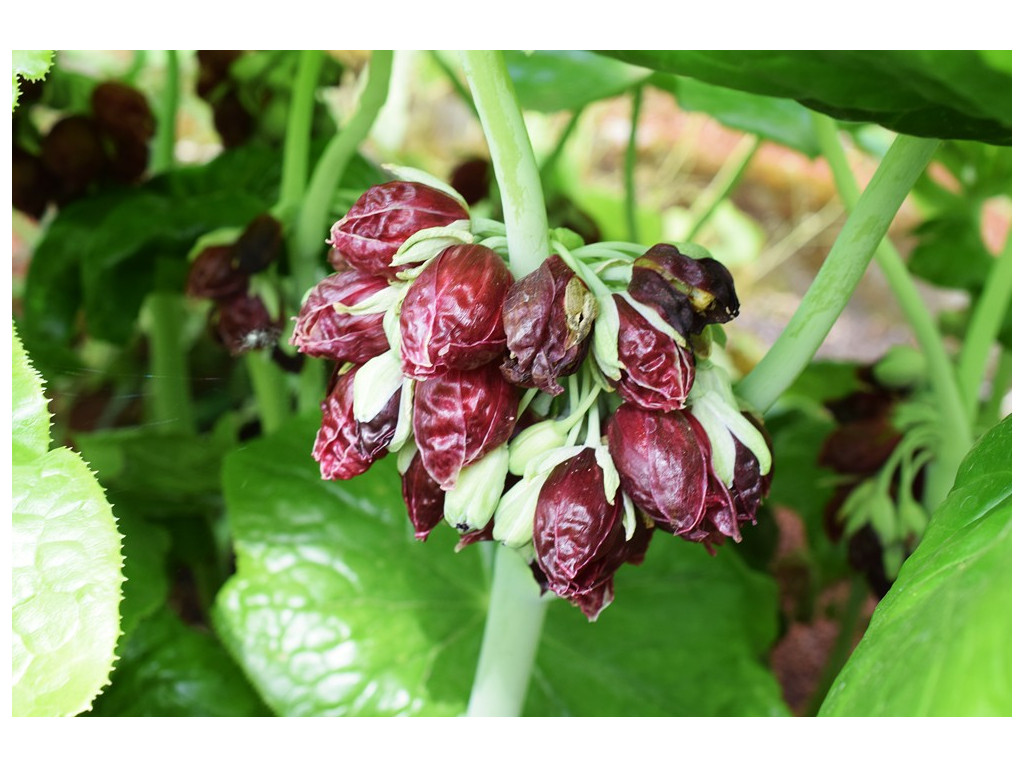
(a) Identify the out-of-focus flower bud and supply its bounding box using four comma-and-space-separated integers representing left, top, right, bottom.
214, 292, 282, 355
41, 115, 108, 203
12, 147, 55, 219
290, 269, 391, 363
329, 181, 468, 277
501, 255, 596, 394
187, 245, 249, 301
91, 81, 156, 146
449, 157, 492, 207
232, 213, 283, 275
607, 405, 710, 536
412, 363, 518, 490
532, 449, 653, 621
613, 295, 695, 411
313, 366, 401, 481
401, 451, 445, 541
628, 243, 739, 336
399, 244, 512, 379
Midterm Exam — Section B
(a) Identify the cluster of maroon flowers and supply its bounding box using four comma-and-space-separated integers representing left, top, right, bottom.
291, 177, 773, 620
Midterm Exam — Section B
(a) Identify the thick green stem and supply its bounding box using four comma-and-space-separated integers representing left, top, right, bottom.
460, 50, 549, 279
683, 135, 761, 242
461, 50, 551, 717
736, 133, 939, 414
245, 351, 290, 435
145, 291, 195, 435
810, 115, 971, 504
465, 546, 548, 717
293, 51, 393, 296
538, 107, 583, 183
278, 50, 324, 219
958, 231, 1012, 424
624, 85, 643, 242
152, 50, 179, 175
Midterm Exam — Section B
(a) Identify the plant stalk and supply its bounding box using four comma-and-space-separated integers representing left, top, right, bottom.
460, 50, 549, 279
466, 545, 548, 717
736, 132, 939, 414
145, 291, 195, 435
958, 231, 1012, 424
278, 50, 324, 220
152, 50, 179, 175
245, 351, 290, 435
624, 84, 643, 242
293, 50, 393, 296
809, 115, 971, 504
461, 49, 552, 717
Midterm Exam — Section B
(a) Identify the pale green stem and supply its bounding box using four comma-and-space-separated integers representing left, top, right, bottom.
277, 50, 324, 219
683, 134, 761, 242
152, 50, 179, 174
538, 107, 583, 183
465, 546, 548, 717
736, 133, 939, 415
461, 49, 551, 718
293, 50, 393, 295
245, 351, 290, 435
977, 348, 1011, 430
145, 291, 195, 435
624, 85, 643, 242
958, 231, 1012, 424
809, 115, 971, 505
460, 51, 549, 279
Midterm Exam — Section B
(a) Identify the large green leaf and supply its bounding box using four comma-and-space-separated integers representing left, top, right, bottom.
12, 325, 51, 464
12, 50, 53, 110
505, 50, 650, 113
819, 416, 1011, 716
12, 330, 124, 717
603, 51, 1011, 145
213, 413, 786, 716
85, 608, 271, 717
650, 72, 820, 156
526, 538, 786, 716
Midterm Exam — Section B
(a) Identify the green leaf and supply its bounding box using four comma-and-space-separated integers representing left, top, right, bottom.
212, 415, 486, 716
603, 51, 1011, 145
12, 329, 125, 716
908, 214, 993, 292
650, 72, 820, 156
12, 50, 53, 110
111, 511, 172, 638
526, 539, 787, 716
819, 417, 1011, 716
12, 326, 51, 464
76, 427, 232, 517
213, 413, 786, 716
505, 50, 649, 113
85, 607, 271, 717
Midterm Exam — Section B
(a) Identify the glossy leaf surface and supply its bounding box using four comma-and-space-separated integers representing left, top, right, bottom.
504, 50, 649, 113
819, 417, 1011, 715
211, 414, 786, 715
12, 332, 123, 716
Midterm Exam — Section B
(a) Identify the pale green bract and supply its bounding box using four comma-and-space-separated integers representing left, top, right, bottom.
11, 328, 124, 716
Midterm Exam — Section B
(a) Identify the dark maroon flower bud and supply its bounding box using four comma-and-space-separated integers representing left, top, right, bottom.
196, 50, 243, 100
329, 181, 468, 277
314, 367, 401, 481
290, 269, 391, 363
607, 405, 709, 536
819, 416, 901, 476
613, 295, 695, 411
107, 137, 149, 183
213, 91, 254, 148
533, 449, 653, 621
232, 213, 283, 275
501, 255, 596, 395
41, 115, 108, 202
449, 157, 492, 207
629, 243, 739, 336
91, 81, 155, 146
731, 413, 773, 524
188, 245, 249, 301
214, 293, 282, 355
12, 147, 55, 219
412, 363, 518, 491
455, 520, 495, 552
401, 451, 446, 541
400, 244, 513, 378
679, 470, 739, 551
